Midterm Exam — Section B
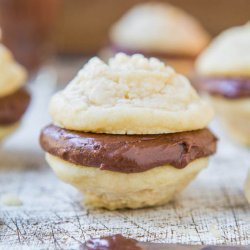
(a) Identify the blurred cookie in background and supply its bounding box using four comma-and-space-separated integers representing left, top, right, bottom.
195, 22, 250, 146
100, 2, 210, 76
0, 45, 30, 141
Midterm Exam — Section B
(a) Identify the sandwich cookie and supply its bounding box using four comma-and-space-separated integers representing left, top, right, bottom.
0, 44, 30, 140
40, 53, 216, 209
195, 23, 250, 145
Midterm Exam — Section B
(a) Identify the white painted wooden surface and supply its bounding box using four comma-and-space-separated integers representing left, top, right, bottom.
0, 68, 250, 250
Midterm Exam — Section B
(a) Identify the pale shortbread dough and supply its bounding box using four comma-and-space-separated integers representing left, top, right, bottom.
110, 3, 210, 56
209, 96, 250, 145
46, 153, 208, 210
0, 123, 19, 141
0, 44, 27, 97
50, 53, 213, 134
196, 22, 250, 77
99, 47, 195, 76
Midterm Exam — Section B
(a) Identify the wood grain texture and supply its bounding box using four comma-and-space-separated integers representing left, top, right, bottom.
0, 74, 250, 250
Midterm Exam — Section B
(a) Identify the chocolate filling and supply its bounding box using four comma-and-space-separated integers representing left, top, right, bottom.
0, 88, 30, 125
79, 234, 249, 250
194, 77, 250, 98
80, 234, 142, 250
110, 44, 196, 60
40, 125, 217, 173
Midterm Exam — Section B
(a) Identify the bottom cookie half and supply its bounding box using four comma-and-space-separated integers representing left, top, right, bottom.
210, 96, 250, 146
46, 153, 208, 210
0, 123, 19, 141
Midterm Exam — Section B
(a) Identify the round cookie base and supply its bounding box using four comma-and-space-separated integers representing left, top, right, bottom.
0, 123, 19, 141
210, 96, 250, 146
244, 170, 250, 204
46, 153, 209, 210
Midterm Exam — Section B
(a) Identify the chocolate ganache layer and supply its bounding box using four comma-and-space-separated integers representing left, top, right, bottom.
80, 234, 142, 250
195, 77, 250, 98
80, 234, 250, 250
0, 88, 30, 125
40, 125, 217, 173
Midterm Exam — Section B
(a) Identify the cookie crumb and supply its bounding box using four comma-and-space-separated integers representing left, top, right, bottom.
1, 193, 23, 206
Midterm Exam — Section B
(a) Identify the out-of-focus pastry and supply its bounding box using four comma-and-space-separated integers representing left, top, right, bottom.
195, 23, 250, 145
40, 53, 216, 210
100, 3, 210, 76
0, 44, 30, 140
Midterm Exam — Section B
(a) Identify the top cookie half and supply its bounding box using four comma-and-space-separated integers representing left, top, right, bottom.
50, 53, 213, 134
0, 44, 27, 98
195, 22, 250, 77
110, 2, 210, 57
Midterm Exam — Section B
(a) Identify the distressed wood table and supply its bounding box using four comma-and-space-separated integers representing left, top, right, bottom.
0, 67, 250, 250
